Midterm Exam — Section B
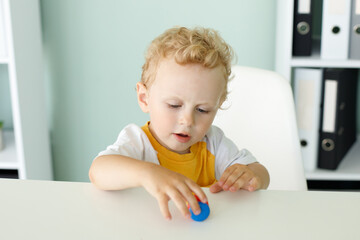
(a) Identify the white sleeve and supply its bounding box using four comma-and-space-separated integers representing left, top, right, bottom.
206, 126, 257, 180
97, 124, 159, 165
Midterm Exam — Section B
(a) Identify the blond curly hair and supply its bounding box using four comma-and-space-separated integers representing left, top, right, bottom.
141, 26, 234, 105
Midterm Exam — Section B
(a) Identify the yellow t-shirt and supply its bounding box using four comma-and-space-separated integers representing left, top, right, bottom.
141, 123, 217, 187
98, 123, 257, 187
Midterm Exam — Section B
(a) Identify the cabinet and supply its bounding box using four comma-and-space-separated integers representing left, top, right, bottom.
0, 0, 52, 180
275, 0, 360, 189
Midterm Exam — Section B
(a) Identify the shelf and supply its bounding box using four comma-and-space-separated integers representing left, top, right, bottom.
0, 130, 18, 169
291, 56, 360, 69
0, 0, 53, 180
306, 137, 360, 181
0, 57, 9, 64
276, 0, 360, 187
290, 40, 360, 68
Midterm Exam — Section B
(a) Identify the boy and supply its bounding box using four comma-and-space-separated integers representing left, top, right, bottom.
89, 26, 270, 220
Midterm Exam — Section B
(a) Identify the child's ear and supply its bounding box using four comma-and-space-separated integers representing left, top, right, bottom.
136, 82, 150, 113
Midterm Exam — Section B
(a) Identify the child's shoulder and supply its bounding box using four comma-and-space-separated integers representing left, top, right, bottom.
117, 123, 148, 141
114, 123, 153, 150
205, 125, 225, 139
203, 125, 227, 149
120, 123, 142, 133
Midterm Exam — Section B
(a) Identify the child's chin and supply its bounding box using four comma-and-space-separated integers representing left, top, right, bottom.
171, 147, 191, 154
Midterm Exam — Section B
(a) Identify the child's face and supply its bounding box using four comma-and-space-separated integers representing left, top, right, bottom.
137, 58, 225, 154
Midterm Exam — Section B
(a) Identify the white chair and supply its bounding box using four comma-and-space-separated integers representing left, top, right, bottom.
214, 66, 307, 191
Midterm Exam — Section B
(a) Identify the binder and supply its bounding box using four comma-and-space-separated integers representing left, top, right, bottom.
292, 0, 313, 56
320, 0, 352, 59
318, 68, 358, 170
294, 68, 322, 171
0, 0, 7, 58
349, 0, 360, 59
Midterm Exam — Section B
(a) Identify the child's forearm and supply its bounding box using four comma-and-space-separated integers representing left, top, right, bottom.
90, 155, 208, 220
247, 162, 270, 189
89, 155, 154, 190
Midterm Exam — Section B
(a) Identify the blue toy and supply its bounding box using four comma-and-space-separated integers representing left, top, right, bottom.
188, 195, 210, 222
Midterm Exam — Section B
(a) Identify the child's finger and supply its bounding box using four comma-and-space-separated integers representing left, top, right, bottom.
157, 195, 172, 220
218, 165, 237, 188
209, 182, 223, 193
222, 167, 245, 190
229, 178, 246, 192
187, 180, 208, 203
243, 177, 259, 192
177, 185, 201, 215
168, 190, 191, 219
229, 172, 253, 192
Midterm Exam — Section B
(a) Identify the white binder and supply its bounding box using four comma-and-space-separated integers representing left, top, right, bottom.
294, 68, 323, 171
0, 0, 7, 58
321, 0, 352, 59
349, 0, 360, 59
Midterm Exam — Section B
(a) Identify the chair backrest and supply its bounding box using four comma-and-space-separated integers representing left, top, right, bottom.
213, 66, 307, 191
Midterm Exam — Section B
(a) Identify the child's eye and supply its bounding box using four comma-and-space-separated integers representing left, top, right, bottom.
168, 104, 181, 109
197, 108, 209, 114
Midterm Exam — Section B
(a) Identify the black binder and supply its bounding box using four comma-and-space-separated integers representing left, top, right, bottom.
292, 0, 313, 56
318, 68, 358, 170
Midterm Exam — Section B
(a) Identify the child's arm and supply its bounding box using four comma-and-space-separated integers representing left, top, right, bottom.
209, 163, 270, 193
89, 155, 208, 220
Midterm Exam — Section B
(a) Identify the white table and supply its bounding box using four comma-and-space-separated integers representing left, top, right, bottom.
0, 179, 359, 240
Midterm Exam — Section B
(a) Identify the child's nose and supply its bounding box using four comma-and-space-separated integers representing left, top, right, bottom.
179, 110, 194, 126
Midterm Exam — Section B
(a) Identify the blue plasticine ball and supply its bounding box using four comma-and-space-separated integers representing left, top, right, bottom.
189, 201, 210, 222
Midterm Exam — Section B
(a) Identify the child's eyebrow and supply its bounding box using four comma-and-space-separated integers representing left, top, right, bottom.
162, 95, 219, 106
163, 97, 182, 102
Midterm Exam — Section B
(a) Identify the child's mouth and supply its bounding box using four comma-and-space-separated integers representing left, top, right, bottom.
174, 133, 191, 143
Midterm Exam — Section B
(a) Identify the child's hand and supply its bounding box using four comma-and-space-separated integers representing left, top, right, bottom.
141, 163, 208, 220
209, 163, 260, 193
